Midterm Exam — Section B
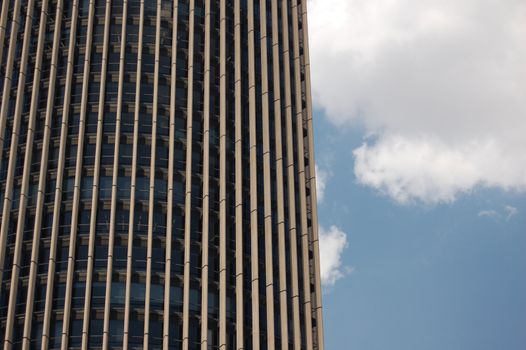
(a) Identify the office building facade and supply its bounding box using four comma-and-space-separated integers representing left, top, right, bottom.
0, 0, 323, 349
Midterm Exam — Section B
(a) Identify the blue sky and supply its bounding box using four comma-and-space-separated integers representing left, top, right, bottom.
307, 0, 526, 349
314, 112, 526, 350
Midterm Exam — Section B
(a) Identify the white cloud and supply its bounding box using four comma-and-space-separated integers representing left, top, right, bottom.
478, 205, 518, 221
319, 225, 350, 287
308, 0, 526, 203
504, 205, 518, 221
478, 210, 498, 218
353, 136, 526, 204
315, 165, 330, 203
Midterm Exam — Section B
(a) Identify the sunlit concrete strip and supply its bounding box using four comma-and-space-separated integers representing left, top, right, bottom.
41, 1, 80, 348
81, 1, 112, 349
182, 1, 196, 348
61, 0, 96, 348
0, 0, 28, 299
218, 1, 228, 348
143, 2, 162, 347
0, 0, 21, 173
301, 1, 325, 348
291, 1, 314, 348
102, 1, 128, 348
247, 0, 260, 348
259, 0, 276, 347
4, 0, 46, 347
271, 0, 290, 348
0, 0, 10, 72
164, 1, 179, 348
281, 1, 302, 348
21, 1, 64, 348
200, 0, 212, 348
123, 1, 145, 348
234, 0, 244, 348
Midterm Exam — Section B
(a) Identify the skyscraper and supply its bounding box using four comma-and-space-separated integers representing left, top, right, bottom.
0, 0, 323, 349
